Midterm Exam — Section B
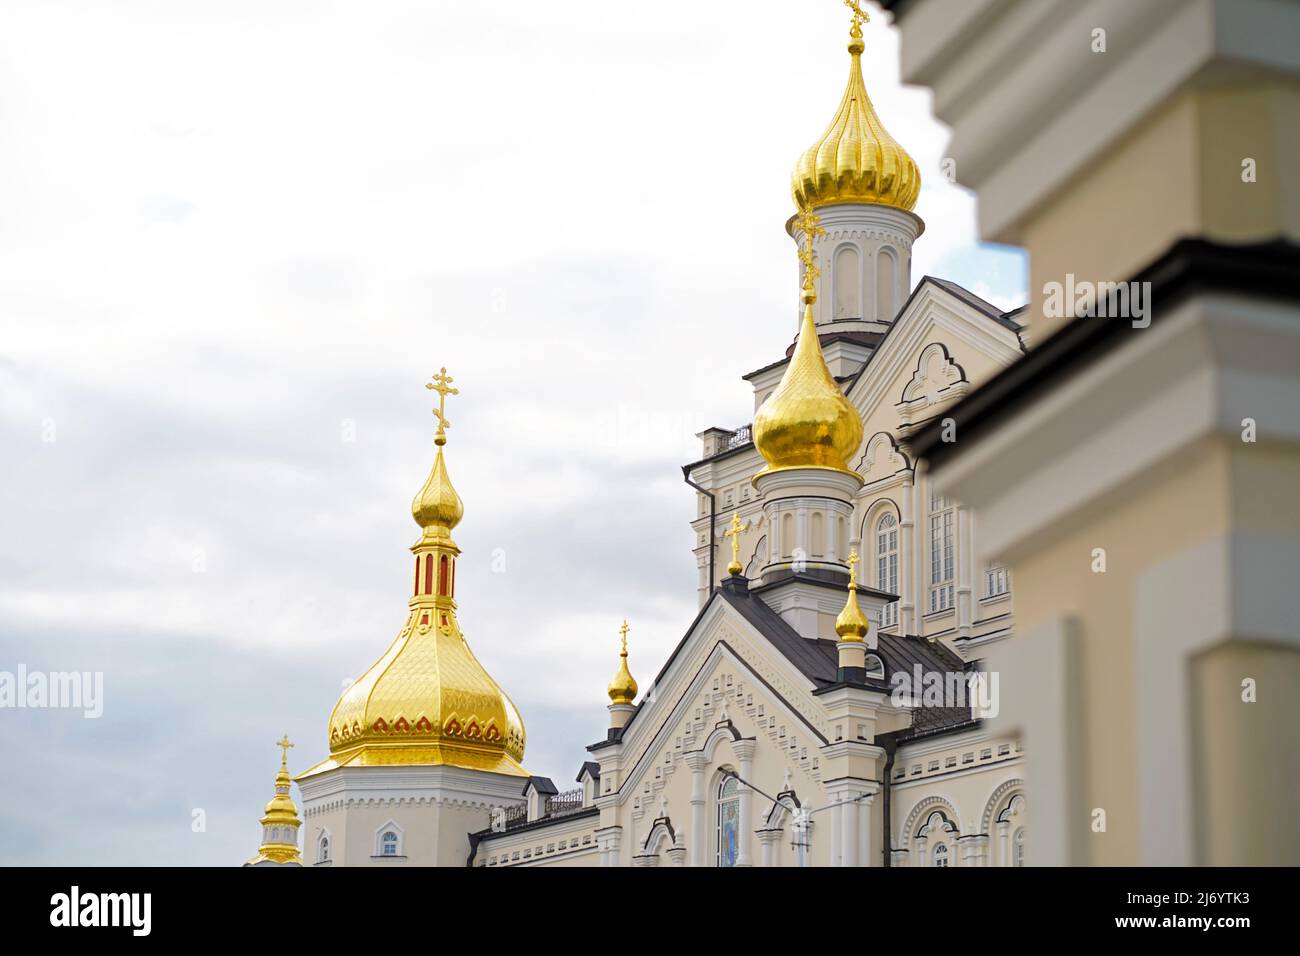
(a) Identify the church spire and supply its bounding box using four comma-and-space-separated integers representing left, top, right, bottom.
753, 208, 865, 478
244, 735, 304, 866
298, 369, 528, 782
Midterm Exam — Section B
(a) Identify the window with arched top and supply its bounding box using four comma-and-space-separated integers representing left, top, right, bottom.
876, 513, 899, 628
381, 831, 398, 856
929, 492, 955, 613
317, 833, 330, 863
933, 842, 949, 868
716, 776, 740, 868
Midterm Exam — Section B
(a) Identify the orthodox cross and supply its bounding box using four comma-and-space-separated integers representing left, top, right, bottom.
846, 548, 860, 588
619, 619, 630, 655
723, 510, 749, 576
426, 366, 459, 444
844, 0, 869, 37
275, 734, 294, 766
792, 206, 826, 284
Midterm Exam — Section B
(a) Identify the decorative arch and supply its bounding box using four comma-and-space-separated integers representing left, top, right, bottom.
980, 778, 1025, 833
900, 794, 961, 846
699, 721, 744, 764
374, 819, 405, 858
641, 816, 676, 856
764, 792, 801, 830
855, 432, 911, 481
901, 342, 967, 404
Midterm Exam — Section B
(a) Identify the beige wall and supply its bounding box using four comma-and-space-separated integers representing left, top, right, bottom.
1022, 85, 1300, 340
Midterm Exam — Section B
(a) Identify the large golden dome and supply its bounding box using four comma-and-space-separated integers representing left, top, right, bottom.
297, 370, 527, 781
753, 272, 864, 477
790, 18, 920, 212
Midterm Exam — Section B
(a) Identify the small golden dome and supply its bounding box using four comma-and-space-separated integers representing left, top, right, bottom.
245, 736, 304, 866
607, 621, 638, 706
411, 444, 464, 536
790, 18, 920, 212
753, 273, 864, 477
835, 551, 870, 643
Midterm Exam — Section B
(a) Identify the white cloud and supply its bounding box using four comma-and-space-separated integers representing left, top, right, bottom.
0, 0, 1024, 864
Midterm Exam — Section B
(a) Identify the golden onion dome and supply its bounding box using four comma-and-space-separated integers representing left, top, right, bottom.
296, 369, 528, 781
835, 552, 870, 642
318, 608, 528, 775
753, 272, 864, 477
790, 17, 920, 212
607, 621, 638, 706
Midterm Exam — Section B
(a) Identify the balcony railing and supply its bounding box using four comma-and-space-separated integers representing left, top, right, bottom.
725, 424, 752, 450
544, 788, 585, 818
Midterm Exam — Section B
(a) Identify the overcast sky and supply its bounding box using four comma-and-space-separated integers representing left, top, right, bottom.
0, 1, 1025, 865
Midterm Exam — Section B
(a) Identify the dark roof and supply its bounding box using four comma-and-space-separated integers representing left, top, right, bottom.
928, 277, 1024, 332
588, 574, 975, 753
910, 238, 1300, 470
472, 806, 600, 844
522, 776, 558, 796
576, 761, 600, 783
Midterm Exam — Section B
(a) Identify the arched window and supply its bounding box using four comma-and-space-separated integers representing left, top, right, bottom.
381, 831, 398, 857
876, 247, 897, 322
716, 776, 740, 867
834, 244, 861, 319
317, 833, 330, 863
933, 843, 949, 868
876, 513, 899, 628
1013, 827, 1025, 867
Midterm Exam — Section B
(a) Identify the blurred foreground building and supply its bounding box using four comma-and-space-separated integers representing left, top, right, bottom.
895, 0, 1300, 865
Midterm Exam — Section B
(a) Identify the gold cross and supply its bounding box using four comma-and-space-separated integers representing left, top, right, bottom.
425, 367, 459, 444
845, 0, 869, 37
792, 207, 826, 283
846, 549, 860, 588
723, 511, 749, 576
619, 619, 630, 654
275, 734, 294, 765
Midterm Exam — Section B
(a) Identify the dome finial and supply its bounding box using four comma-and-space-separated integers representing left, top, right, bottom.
791, 2, 921, 211
413, 367, 465, 536
845, 0, 868, 45
607, 620, 638, 706
722, 511, 750, 576
425, 366, 459, 447
835, 549, 870, 641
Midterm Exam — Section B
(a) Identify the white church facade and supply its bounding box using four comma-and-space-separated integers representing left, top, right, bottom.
244, 6, 1031, 869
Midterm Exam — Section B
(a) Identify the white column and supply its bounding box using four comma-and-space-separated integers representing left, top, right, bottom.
997, 821, 1010, 867
734, 741, 757, 867
916, 835, 928, 867
860, 793, 874, 867
685, 753, 707, 867
757, 829, 782, 867
842, 792, 858, 867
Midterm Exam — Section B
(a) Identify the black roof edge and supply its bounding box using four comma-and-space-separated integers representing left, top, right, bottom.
910, 237, 1300, 470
